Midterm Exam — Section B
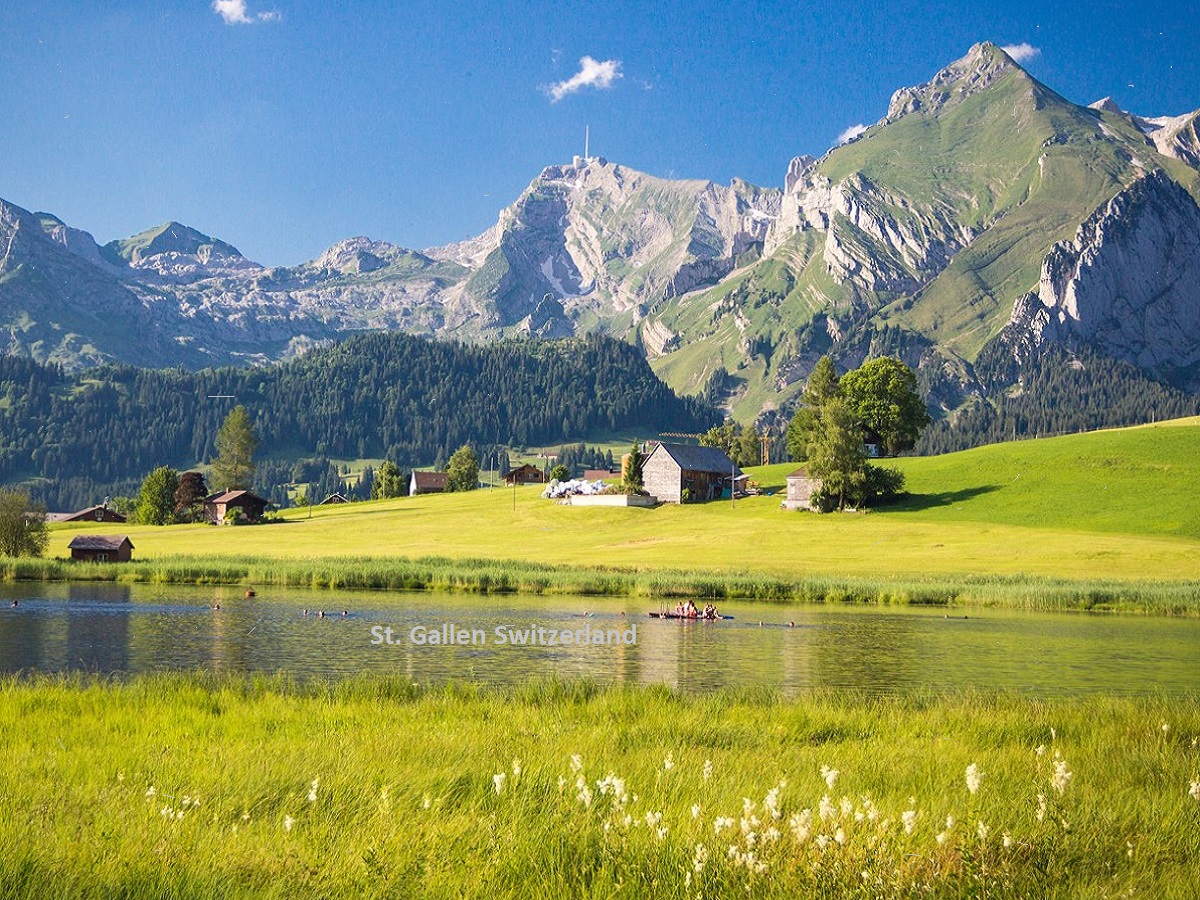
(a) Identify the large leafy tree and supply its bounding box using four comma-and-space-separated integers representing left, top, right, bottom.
806, 398, 868, 510
174, 471, 208, 522
786, 356, 840, 461
134, 466, 180, 525
0, 489, 49, 557
839, 357, 930, 455
210, 405, 258, 491
446, 445, 479, 492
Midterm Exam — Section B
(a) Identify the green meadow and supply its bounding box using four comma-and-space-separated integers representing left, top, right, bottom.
15, 418, 1200, 612
1, 676, 1198, 899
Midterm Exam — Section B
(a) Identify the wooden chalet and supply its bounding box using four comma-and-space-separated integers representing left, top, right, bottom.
204, 490, 269, 524
504, 463, 547, 485
641, 443, 742, 504
68, 535, 134, 563
409, 472, 449, 496
319, 492, 349, 505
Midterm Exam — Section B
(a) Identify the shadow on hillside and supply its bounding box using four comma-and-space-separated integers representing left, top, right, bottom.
890, 485, 1002, 512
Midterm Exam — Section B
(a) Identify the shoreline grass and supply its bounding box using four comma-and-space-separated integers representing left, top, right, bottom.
4, 552, 1200, 615
2, 674, 1198, 898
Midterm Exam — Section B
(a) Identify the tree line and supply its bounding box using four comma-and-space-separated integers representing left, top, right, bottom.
0, 332, 717, 509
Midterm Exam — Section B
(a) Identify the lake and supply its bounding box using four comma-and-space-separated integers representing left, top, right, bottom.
2, 582, 1198, 695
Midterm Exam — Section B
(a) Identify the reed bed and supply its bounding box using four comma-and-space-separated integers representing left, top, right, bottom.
4, 553, 1199, 615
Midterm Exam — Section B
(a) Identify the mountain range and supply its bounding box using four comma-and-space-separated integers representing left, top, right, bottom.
3, 42, 1199, 428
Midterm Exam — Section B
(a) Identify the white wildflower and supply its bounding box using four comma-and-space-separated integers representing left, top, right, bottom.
656, 826, 668, 840
307, 778, 319, 804
145, 786, 157, 798
693, 843, 709, 873
575, 775, 592, 807
834, 826, 846, 845
819, 794, 836, 821
765, 826, 780, 842
160, 806, 173, 819
1161, 722, 1171, 735
820, 765, 839, 789
422, 793, 431, 810
816, 833, 830, 850
283, 815, 294, 832
977, 820, 989, 841
1035, 792, 1048, 822
116, 772, 125, 782
663, 754, 674, 772
702, 759, 714, 781
965, 763, 983, 795
1188, 780, 1199, 801
840, 797, 853, 818
901, 809, 917, 835
557, 775, 566, 791
691, 803, 702, 819
935, 830, 949, 846
789, 809, 813, 843
763, 785, 782, 819
493, 772, 506, 794
714, 816, 734, 835
1051, 753, 1074, 795
1035, 744, 1046, 757
1002, 832, 1013, 848
645, 810, 663, 829
512, 758, 521, 778
570, 754, 583, 773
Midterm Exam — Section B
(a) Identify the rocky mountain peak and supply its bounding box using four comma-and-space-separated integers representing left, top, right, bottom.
886, 41, 1021, 121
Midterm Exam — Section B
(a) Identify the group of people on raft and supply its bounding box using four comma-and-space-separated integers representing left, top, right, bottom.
672, 600, 721, 619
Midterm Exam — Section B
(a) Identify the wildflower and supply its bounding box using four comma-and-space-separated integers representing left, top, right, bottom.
714, 816, 734, 835
422, 793, 431, 810
576, 776, 592, 808
702, 759, 714, 781
1127, 841, 1135, 858
493, 772, 506, 794
557, 775, 566, 791
1051, 753, 1073, 795
901, 809, 917, 835
820, 765, 839, 789
1035, 744, 1046, 757
663, 754, 675, 772
693, 842, 709, 874
763, 785, 782, 819
656, 826, 668, 840
977, 820, 989, 841
1002, 832, 1013, 848
819, 794, 836, 821
283, 815, 294, 832
512, 758, 521, 778
160, 806, 173, 819
840, 797, 853, 818
116, 772, 125, 782
645, 811, 663, 829
1162, 722, 1171, 736
765, 826, 781, 842
965, 763, 983, 795
816, 834, 830, 850
691, 804, 702, 819
936, 830, 949, 846
789, 809, 813, 843
834, 827, 846, 845
145, 786, 156, 798
241, 811, 250, 822
570, 754, 583, 774
1188, 780, 1200, 801
1035, 793, 1048, 822
307, 778, 319, 804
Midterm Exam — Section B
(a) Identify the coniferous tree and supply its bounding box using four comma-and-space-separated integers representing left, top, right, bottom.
210, 406, 258, 491
787, 356, 840, 461
806, 398, 867, 511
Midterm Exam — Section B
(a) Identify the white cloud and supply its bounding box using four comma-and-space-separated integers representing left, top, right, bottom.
546, 56, 622, 102
835, 123, 868, 146
212, 0, 280, 25
1001, 43, 1040, 63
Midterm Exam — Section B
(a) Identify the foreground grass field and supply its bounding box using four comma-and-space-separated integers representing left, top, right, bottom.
2, 676, 1198, 899
17, 418, 1200, 609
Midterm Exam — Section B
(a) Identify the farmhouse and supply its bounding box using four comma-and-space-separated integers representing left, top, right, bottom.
45, 504, 127, 524
782, 467, 823, 511
409, 472, 448, 496
641, 443, 742, 504
503, 464, 546, 485
319, 493, 349, 505
204, 490, 269, 524
68, 535, 134, 563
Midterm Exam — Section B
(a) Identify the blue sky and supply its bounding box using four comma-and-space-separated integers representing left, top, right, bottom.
1, 1, 1196, 266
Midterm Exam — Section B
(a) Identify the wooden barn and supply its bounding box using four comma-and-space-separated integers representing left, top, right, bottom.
409, 472, 449, 496
641, 443, 742, 504
46, 504, 127, 524
782, 467, 823, 511
503, 464, 546, 485
319, 493, 349, 505
68, 535, 134, 563
204, 490, 269, 524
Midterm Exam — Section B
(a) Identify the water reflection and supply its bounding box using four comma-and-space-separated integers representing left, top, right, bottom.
1, 582, 1198, 696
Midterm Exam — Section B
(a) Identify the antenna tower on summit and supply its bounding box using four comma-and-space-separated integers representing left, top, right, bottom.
584, 125, 590, 162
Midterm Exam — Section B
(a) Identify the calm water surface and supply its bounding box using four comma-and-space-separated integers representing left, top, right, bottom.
1, 582, 1197, 696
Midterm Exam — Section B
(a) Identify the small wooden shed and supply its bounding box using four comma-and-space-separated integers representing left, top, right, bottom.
68, 535, 134, 563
